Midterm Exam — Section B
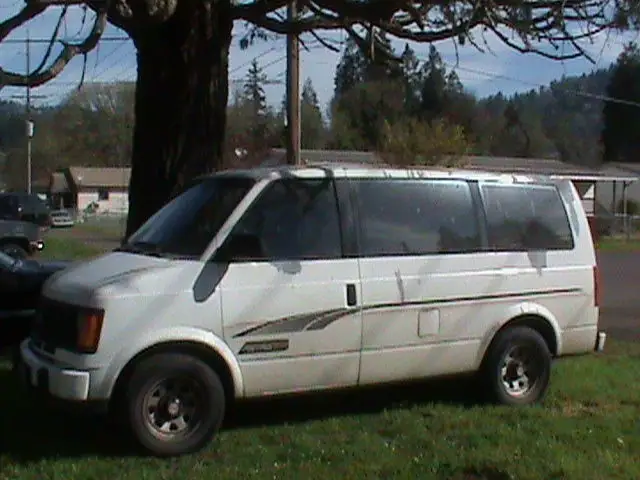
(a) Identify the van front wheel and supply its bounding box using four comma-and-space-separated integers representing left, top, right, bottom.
481, 326, 551, 406
125, 353, 226, 457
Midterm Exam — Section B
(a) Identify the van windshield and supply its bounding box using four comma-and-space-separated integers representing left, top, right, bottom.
121, 177, 255, 259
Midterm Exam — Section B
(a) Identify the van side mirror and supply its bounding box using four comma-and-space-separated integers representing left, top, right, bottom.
216, 233, 264, 262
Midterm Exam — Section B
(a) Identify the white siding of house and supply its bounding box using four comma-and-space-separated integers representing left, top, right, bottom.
77, 190, 128, 214
572, 181, 596, 216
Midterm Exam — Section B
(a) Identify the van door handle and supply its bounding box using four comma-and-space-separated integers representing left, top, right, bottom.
346, 283, 357, 307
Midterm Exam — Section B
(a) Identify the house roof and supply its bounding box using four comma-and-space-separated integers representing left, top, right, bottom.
607, 162, 640, 175
50, 155, 638, 194
66, 167, 131, 189
264, 148, 381, 166
264, 149, 638, 182
50, 172, 68, 193
462, 156, 638, 182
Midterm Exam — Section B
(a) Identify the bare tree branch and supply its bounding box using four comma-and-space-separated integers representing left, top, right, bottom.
0, 0, 629, 90
0, 2, 108, 88
234, 0, 621, 64
32, 6, 68, 74
0, 4, 47, 43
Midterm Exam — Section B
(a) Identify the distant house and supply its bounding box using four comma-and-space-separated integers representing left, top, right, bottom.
49, 166, 131, 214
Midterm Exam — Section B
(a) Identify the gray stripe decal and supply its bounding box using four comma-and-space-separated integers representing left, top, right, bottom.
233, 308, 345, 337
233, 287, 581, 338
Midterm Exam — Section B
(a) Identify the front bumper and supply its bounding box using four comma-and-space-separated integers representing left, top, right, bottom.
18, 340, 90, 401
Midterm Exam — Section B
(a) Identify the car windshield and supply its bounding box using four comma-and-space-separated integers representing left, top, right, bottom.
121, 176, 255, 259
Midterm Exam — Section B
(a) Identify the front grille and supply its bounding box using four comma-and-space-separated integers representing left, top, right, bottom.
31, 297, 78, 352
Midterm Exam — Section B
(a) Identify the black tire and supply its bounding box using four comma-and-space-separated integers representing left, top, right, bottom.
0, 243, 28, 259
124, 353, 226, 457
480, 326, 551, 406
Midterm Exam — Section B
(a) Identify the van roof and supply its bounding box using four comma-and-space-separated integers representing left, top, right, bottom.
206, 162, 560, 185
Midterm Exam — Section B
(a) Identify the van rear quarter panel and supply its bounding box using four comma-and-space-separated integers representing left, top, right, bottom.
357, 247, 595, 383
357, 178, 597, 384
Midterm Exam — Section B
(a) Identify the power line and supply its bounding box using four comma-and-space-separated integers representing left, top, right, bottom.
229, 44, 282, 74
2, 36, 130, 44
441, 60, 640, 109
90, 39, 130, 80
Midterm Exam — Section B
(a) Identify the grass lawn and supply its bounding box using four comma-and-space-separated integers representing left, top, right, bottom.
76, 221, 125, 242
37, 236, 106, 261
5, 237, 639, 478
0, 341, 639, 480
597, 236, 640, 252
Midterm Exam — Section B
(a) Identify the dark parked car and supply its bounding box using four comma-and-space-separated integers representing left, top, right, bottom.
0, 219, 45, 258
0, 192, 51, 228
0, 251, 70, 355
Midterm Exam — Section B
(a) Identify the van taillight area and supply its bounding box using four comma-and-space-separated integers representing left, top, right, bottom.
593, 264, 601, 307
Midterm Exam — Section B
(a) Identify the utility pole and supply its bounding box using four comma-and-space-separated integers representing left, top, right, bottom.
25, 27, 33, 194
286, 0, 301, 165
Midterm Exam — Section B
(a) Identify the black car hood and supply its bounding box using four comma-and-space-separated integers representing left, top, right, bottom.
14, 259, 72, 276
0, 258, 72, 300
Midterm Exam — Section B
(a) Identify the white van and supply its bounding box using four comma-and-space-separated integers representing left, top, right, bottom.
18, 164, 605, 457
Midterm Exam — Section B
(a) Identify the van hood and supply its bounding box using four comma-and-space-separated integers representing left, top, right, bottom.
42, 251, 199, 303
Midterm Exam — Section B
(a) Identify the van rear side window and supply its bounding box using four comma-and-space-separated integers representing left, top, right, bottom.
481, 183, 574, 251
352, 179, 481, 256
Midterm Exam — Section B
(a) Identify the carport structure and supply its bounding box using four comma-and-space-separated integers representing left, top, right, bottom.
462, 156, 639, 241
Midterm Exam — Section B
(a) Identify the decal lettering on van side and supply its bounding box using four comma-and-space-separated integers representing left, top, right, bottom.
239, 339, 289, 355
232, 287, 581, 338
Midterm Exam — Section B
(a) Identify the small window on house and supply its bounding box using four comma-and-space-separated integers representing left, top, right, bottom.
98, 188, 109, 201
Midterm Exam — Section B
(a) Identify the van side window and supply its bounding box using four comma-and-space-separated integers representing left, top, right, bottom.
481, 183, 574, 251
352, 179, 481, 256
229, 178, 342, 261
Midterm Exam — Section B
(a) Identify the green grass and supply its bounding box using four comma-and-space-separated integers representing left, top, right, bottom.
597, 236, 640, 252
1, 341, 639, 480
37, 236, 105, 261
76, 221, 125, 242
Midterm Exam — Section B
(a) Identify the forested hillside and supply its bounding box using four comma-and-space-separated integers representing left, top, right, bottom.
0, 39, 621, 190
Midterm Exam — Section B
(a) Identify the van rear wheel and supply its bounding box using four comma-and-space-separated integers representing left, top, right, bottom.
481, 326, 551, 406
125, 353, 226, 457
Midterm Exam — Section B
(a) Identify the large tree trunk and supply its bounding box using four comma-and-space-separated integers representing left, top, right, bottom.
124, 1, 233, 238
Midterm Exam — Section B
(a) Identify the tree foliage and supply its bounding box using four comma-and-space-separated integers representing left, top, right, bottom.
602, 42, 640, 163
0, 0, 636, 233
300, 78, 326, 149
378, 117, 472, 166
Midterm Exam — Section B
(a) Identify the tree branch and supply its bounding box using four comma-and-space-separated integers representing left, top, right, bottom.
234, 0, 618, 63
0, 3, 108, 88
0, 3, 47, 43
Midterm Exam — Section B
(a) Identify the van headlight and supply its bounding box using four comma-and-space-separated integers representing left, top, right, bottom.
76, 308, 105, 354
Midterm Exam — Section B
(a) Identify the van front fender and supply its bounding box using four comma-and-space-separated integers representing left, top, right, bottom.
95, 327, 244, 401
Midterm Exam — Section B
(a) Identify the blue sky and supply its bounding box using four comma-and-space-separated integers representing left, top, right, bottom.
1, 4, 638, 116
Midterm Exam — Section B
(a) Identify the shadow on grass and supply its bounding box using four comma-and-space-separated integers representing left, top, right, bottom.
0, 368, 137, 463
0, 366, 481, 464
224, 373, 482, 431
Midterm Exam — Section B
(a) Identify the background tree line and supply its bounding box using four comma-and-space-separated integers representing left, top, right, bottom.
2, 39, 640, 191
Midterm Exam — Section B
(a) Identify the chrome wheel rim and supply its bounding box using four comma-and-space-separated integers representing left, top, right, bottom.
501, 345, 537, 397
143, 376, 203, 439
